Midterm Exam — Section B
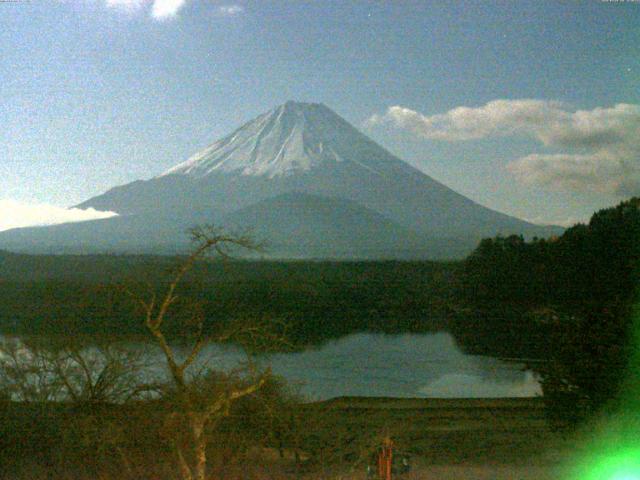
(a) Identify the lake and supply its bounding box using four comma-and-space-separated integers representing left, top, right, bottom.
0, 332, 541, 401
142, 332, 542, 400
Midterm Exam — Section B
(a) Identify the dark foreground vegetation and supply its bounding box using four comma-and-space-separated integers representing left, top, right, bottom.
0, 199, 638, 479
459, 198, 640, 427
1, 396, 561, 480
0, 378, 302, 480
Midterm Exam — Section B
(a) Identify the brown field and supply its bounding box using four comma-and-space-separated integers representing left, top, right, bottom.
1, 396, 575, 479
286, 396, 571, 479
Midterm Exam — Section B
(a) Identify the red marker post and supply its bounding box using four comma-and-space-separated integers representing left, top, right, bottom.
377, 437, 394, 480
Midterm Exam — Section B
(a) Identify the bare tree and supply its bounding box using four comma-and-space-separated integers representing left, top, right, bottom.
0, 337, 146, 403
0, 337, 65, 402
124, 226, 285, 480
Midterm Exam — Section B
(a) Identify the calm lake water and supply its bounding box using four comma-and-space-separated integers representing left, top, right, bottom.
1, 332, 541, 401
142, 332, 542, 400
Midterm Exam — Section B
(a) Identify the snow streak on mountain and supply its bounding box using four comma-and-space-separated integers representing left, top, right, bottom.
163, 101, 395, 179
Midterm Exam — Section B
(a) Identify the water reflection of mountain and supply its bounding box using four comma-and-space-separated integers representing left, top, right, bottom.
0, 332, 540, 401
135, 332, 542, 401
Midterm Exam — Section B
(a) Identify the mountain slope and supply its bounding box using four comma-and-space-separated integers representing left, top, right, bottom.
2, 101, 561, 257
77, 101, 558, 238
0, 207, 220, 254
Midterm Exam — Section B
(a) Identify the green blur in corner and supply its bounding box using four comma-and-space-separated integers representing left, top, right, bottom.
574, 447, 640, 480
566, 300, 640, 480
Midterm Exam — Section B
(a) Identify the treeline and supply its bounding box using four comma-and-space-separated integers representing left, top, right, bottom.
0, 259, 458, 347
461, 199, 639, 311
458, 197, 640, 425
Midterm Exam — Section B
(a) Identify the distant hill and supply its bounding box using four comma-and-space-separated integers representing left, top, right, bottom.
223, 192, 425, 258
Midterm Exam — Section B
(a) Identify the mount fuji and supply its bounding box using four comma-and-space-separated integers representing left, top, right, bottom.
0, 101, 560, 258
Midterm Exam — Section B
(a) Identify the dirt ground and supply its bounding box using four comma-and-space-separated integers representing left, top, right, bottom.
368, 463, 563, 480
334, 466, 558, 480
240, 397, 573, 480
251, 461, 567, 480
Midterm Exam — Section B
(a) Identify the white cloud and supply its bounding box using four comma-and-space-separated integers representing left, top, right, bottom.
215, 4, 244, 16
104, 0, 189, 20
103, 0, 243, 20
368, 100, 640, 195
506, 151, 640, 195
0, 200, 118, 232
151, 0, 187, 19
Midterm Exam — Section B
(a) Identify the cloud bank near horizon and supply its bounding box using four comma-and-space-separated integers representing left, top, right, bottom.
367, 100, 640, 195
0, 200, 118, 232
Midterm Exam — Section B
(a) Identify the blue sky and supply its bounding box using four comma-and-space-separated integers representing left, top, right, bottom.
1, 0, 639, 229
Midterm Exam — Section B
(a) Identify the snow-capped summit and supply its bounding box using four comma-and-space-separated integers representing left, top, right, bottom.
162, 101, 389, 179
